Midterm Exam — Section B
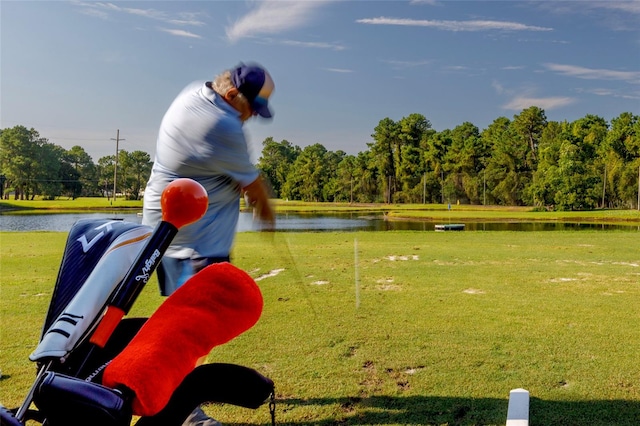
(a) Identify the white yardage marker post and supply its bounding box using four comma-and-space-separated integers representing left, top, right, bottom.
355, 238, 360, 309
506, 388, 529, 426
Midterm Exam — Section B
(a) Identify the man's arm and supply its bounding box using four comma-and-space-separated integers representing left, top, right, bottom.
243, 176, 275, 228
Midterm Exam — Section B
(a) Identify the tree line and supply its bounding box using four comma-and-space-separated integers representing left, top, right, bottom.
2, 107, 639, 210
0, 125, 151, 200
257, 108, 640, 210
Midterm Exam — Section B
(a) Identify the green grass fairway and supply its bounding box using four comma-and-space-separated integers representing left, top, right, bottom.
1, 230, 639, 425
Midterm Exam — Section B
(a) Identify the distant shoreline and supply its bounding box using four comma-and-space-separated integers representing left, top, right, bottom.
2, 198, 639, 225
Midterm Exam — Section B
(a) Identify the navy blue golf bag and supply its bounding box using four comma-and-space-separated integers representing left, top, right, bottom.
1, 183, 275, 426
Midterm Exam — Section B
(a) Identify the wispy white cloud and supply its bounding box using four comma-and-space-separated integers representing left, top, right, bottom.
492, 80, 510, 95
503, 96, 576, 111
597, 1, 640, 14
356, 17, 552, 32
167, 19, 205, 27
120, 6, 169, 21
577, 87, 640, 100
493, 80, 576, 110
226, 0, 333, 42
583, 88, 615, 96
410, 0, 438, 5
168, 12, 207, 27
576, 1, 640, 14
445, 65, 469, 71
543, 63, 640, 84
159, 28, 202, 39
280, 39, 346, 51
502, 66, 525, 70
92, 2, 119, 12
534, 1, 640, 31
618, 92, 640, 100
514, 37, 569, 44
73, 1, 206, 37
76, 1, 205, 24
535, 1, 640, 15
324, 68, 354, 73
78, 7, 109, 20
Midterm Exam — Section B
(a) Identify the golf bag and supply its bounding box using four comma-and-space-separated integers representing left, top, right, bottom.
0, 179, 275, 426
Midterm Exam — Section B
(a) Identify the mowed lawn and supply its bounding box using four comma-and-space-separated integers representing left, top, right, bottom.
1, 230, 639, 425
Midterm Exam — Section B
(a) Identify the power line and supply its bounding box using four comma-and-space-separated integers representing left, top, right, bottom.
1, 120, 144, 144
1, 120, 111, 139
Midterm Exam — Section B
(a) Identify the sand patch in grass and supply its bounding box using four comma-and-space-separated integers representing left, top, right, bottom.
255, 268, 285, 281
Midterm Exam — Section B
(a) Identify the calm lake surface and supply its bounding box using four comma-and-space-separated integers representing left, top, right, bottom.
0, 211, 637, 232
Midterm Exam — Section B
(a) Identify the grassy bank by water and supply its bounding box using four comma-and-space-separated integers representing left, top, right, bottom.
2, 196, 640, 225
0, 197, 143, 211
1, 230, 639, 425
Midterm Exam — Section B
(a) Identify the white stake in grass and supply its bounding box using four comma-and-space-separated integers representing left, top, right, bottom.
355, 238, 360, 309
506, 388, 529, 426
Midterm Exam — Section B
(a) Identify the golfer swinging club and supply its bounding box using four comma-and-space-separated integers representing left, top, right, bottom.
141, 62, 276, 426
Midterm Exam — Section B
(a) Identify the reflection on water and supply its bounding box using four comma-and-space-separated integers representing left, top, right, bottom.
0, 212, 144, 232
379, 220, 638, 232
1, 211, 638, 232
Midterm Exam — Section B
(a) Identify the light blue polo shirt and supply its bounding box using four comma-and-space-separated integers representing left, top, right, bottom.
142, 81, 259, 260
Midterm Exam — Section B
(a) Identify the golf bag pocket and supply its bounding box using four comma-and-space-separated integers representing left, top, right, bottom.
35, 372, 132, 426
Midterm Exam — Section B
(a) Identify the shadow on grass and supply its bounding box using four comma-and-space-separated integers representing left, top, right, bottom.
242, 394, 640, 426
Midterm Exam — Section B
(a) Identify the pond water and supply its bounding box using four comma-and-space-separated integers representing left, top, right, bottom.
0, 211, 637, 232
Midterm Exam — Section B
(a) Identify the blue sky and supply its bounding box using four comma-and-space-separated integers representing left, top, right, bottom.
2, 1, 639, 162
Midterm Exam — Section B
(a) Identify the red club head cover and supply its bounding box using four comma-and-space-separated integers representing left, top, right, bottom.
102, 262, 263, 416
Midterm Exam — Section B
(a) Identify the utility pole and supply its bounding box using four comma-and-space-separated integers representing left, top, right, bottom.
483, 170, 486, 206
602, 165, 606, 209
441, 169, 444, 204
111, 129, 125, 202
350, 177, 353, 204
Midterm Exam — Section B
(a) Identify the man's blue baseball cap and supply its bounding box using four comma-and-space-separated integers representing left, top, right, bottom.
231, 64, 274, 118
